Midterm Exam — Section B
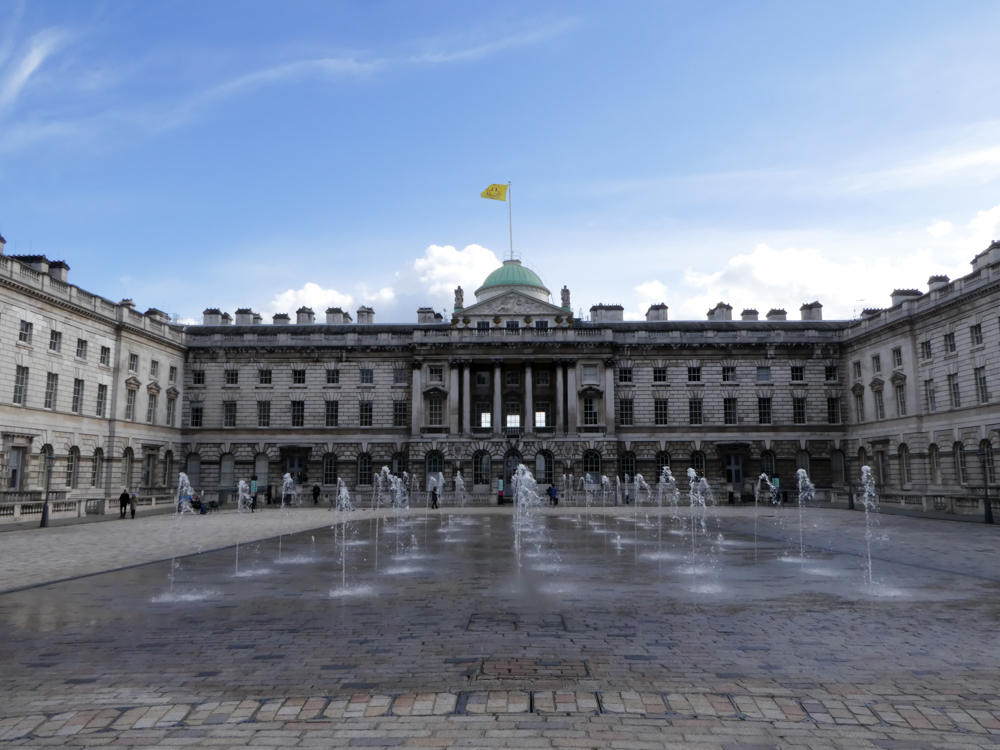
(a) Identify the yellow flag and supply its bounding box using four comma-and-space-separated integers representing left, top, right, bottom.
481, 183, 508, 201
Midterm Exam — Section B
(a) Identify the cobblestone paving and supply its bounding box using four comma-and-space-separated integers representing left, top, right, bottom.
3, 505, 1000, 748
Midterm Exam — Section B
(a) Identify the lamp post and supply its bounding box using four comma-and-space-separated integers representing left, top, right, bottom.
979, 445, 994, 525
39, 450, 55, 528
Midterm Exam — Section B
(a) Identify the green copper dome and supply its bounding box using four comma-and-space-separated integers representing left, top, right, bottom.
476, 260, 549, 294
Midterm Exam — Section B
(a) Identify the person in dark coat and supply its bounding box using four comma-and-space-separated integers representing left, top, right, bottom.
312, 484, 321, 505
548, 485, 558, 507
430, 487, 439, 509
119, 489, 130, 518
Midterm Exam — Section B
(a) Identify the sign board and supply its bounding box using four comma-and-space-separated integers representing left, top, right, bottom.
772, 477, 780, 488
250, 475, 258, 493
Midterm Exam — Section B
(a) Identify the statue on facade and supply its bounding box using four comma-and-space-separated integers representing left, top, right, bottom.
454, 286, 464, 309
561, 285, 571, 308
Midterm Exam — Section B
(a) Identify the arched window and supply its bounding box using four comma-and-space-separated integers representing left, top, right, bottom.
323, 454, 337, 485
91, 448, 104, 488
619, 452, 636, 480
954, 442, 968, 484
426, 450, 444, 476
929, 444, 941, 484
858, 447, 867, 472
121, 448, 134, 490
185, 453, 201, 489
690, 451, 706, 476
162, 451, 173, 487
535, 451, 553, 484
65, 447, 79, 488
981, 440, 996, 484
473, 451, 491, 486
220, 453, 235, 488
391, 453, 405, 476
796, 450, 810, 476
655, 452, 671, 480
760, 451, 776, 479
831, 450, 845, 484
898, 444, 911, 485
583, 450, 602, 482
357, 453, 373, 486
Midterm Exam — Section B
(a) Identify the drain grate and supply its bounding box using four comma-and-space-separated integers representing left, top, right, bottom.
466, 613, 517, 632
478, 658, 591, 679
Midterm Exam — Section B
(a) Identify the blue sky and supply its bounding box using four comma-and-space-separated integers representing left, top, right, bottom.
1, 1, 999, 322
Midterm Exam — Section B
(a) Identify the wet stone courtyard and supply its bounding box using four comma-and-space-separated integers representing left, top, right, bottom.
3, 505, 1000, 748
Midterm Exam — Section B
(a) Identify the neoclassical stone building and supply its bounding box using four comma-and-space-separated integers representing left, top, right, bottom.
1, 230, 998, 515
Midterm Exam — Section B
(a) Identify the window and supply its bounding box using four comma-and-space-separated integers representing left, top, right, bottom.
359, 400, 373, 427
18, 320, 32, 344
920, 341, 932, 360
222, 400, 235, 427
13, 366, 28, 405
892, 348, 902, 368
852, 361, 862, 380
225, 370, 238, 385
150, 360, 159, 378
476, 372, 489, 386
944, 332, 956, 353
535, 320, 549, 330
620, 452, 636, 480
854, 392, 865, 422
873, 389, 885, 420
690, 451, 706, 476
91, 449, 103, 488
870, 356, 880, 374
44, 373, 58, 409
583, 397, 598, 425
71, 378, 84, 413
796, 450, 811, 476
971, 323, 983, 346
948, 373, 960, 408
100, 346, 110, 366
583, 451, 601, 482
758, 397, 772, 424
534, 401, 551, 428
955, 442, 968, 484
506, 320, 519, 330
291, 400, 305, 427
96, 384, 108, 416
360, 368, 374, 384
128, 352, 139, 372
426, 451, 444, 476
476, 321, 490, 330
827, 397, 841, 424
654, 399, 669, 426
121, 449, 133, 487
756, 366, 771, 382
535, 371, 550, 387
169, 366, 177, 383
166, 397, 176, 427
824, 365, 838, 382
292, 369, 306, 385
124, 389, 135, 420
656, 452, 671, 478
190, 402, 203, 427
192, 370, 205, 385
791, 365, 805, 381
505, 401, 520, 429
619, 398, 634, 426
162, 451, 173, 486
653, 367, 667, 383
259, 369, 272, 385
688, 398, 703, 425
49, 330, 62, 352
618, 367, 633, 383
929, 445, 941, 484
65, 448, 78, 488
358, 454, 373, 486
393, 402, 407, 427
582, 365, 599, 384
982, 441, 996, 484
976, 367, 989, 403
722, 366, 737, 382
505, 371, 520, 387
926, 379, 937, 412
473, 451, 491, 485
478, 403, 491, 428
723, 397, 738, 425
76, 339, 87, 359
687, 366, 701, 382
761, 451, 776, 478
258, 400, 271, 427
147, 394, 159, 424
535, 452, 553, 484
393, 369, 407, 385
894, 383, 906, 416
793, 397, 806, 424
429, 366, 444, 382
428, 397, 443, 426
898, 444, 912, 484
323, 454, 337, 485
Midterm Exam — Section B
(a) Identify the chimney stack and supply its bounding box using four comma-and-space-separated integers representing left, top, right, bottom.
741, 309, 759, 321
296, 306, 315, 324
765, 308, 786, 321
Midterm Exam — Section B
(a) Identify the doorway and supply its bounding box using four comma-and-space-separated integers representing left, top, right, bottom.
725, 454, 743, 487
503, 450, 522, 501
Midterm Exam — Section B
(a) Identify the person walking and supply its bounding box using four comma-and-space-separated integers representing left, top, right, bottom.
548, 485, 558, 507
129, 493, 137, 519
430, 486, 439, 509
312, 484, 321, 505
118, 489, 130, 519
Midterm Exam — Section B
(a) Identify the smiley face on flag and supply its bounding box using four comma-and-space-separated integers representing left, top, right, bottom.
481, 183, 508, 201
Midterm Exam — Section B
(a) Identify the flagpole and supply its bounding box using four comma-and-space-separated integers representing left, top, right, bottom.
508, 182, 513, 261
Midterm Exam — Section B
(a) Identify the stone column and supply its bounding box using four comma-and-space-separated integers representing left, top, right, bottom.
448, 360, 460, 434
555, 360, 565, 436
524, 359, 534, 433
604, 358, 616, 436
461, 361, 471, 435
492, 359, 503, 435
411, 361, 422, 437
566, 359, 578, 433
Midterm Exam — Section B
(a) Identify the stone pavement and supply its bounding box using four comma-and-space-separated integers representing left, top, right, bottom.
3, 505, 1000, 748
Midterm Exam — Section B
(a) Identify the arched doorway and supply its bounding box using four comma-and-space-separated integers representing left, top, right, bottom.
503, 450, 522, 501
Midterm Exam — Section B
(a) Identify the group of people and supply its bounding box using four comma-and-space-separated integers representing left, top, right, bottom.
117, 489, 137, 519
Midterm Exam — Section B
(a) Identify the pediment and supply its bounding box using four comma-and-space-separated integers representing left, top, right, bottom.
868, 377, 884, 391
461, 291, 567, 319
146, 381, 161, 395
124, 376, 142, 390
889, 371, 906, 384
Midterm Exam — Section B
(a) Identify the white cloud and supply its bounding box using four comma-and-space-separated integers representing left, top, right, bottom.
411, 243, 502, 299
0, 28, 65, 108
966, 204, 1000, 252
927, 220, 952, 238
266, 282, 353, 318
625, 280, 668, 320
